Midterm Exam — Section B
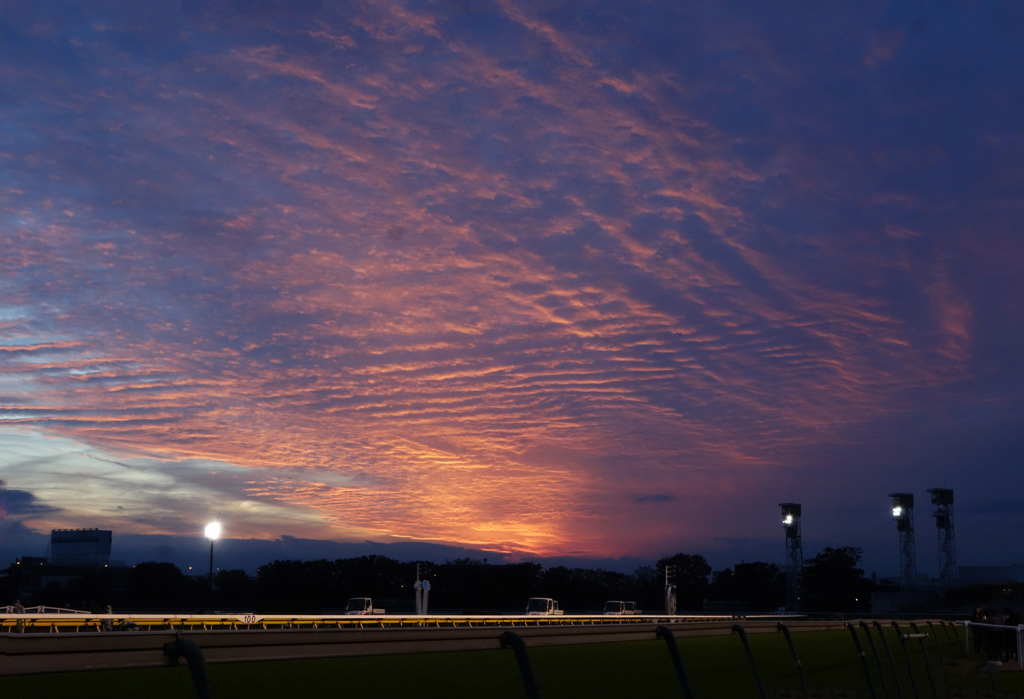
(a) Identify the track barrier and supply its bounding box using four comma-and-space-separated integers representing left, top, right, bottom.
947, 620, 965, 659
873, 620, 904, 699
499, 631, 543, 699
777, 621, 809, 697
908, 621, 937, 697
0, 612, 738, 634
847, 623, 879, 699
926, 621, 946, 667
962, 620, 1024, 671
164, 638, 212, 699
859, 621, 890, 699
891, 620, 921, 698
655, 624, 696, 699
732, 624, 767, 699
4, 615, 1023, 697
936, 621, 957, 664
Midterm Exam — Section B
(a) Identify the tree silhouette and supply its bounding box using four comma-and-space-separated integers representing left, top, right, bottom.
802, 546, 872, 612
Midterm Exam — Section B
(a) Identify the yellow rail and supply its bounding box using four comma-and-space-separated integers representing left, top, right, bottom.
0, 613, 738, 633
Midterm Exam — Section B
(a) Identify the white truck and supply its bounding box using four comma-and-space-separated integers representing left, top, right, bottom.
603, 600, 641, 615
344, 597, 385, 615
525, 597, 563, 615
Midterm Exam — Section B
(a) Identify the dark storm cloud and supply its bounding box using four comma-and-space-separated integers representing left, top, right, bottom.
0, 480, 59, 518
636, 494, 673, 504
0, 1, 1022, 567
0, 479, 60, 540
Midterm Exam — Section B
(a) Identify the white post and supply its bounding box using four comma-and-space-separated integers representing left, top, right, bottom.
414, 563, 423, 615
1011, 626, 1019, 671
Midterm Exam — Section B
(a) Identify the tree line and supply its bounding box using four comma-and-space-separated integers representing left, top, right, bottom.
3, 547, 873, 614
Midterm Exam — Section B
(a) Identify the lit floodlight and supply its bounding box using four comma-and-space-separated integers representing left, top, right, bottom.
892, 506, 902, 518
783, 514, 794, 526
205, 522, 222, 540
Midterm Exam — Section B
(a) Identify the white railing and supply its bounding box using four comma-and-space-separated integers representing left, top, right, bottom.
960, 620, 1023, 665
3, 605, 91, 615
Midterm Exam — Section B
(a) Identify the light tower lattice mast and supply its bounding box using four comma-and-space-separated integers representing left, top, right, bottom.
928, 488, 957, 586
780, 503, 802, 611
889, 493, 916, 597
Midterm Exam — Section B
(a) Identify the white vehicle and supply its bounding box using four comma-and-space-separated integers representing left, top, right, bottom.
526, 597, 563, 615
344, 597, 385, 615
604, 600, 641, 615
604, 600, 626, 615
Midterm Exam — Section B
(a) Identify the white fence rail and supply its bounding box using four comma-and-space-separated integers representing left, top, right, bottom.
960, 620, 1023, 665
3, 606, 90, 615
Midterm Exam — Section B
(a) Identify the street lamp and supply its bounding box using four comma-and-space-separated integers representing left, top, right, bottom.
205, 522, 221, 590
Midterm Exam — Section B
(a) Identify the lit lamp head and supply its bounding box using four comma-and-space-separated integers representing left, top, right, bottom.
889, 494, 912, 517
779, 503, 801, 540
779, 503, 801, 527
205, 522, 222, 541
889, 493, 913, 530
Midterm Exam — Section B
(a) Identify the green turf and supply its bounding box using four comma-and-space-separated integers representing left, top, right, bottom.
6, 627, 1023, 698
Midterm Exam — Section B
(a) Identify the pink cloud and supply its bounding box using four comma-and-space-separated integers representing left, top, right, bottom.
0, 2, 1018, 562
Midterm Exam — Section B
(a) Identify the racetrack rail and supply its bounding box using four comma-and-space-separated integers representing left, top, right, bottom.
0, 617, 854, 676
0, 612, 740, 633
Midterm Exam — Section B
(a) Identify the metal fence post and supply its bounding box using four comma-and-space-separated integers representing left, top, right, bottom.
891, 621, 920, 699
777, 622, 808, 698
499, 631, 543, 699
1018, 625, 1023, 671
874, 620, 904, 699
732, 624, 767, 699
926, 622, 945, 667
909, 622, 937, 698
847, 623, 878, 699
655, 625, 696, 699
860, 621, 890, 699
936, 621, 956, 664
163, 638, 212, 699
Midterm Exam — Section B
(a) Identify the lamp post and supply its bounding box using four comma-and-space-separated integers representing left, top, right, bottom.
205, 522, 221, 590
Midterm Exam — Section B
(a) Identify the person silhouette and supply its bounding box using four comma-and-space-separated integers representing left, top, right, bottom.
13, 599, 25, 633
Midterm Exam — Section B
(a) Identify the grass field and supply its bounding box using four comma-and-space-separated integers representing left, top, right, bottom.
7, 626, 1023, 698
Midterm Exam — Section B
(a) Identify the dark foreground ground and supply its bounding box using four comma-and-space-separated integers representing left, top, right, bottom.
6, 628, 1023, 698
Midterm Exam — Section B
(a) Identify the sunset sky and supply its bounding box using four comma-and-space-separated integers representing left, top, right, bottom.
2, 1, 1023, 576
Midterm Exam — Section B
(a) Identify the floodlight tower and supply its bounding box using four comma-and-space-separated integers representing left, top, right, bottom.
928, 488, 957, 586
780, 503, 803, 611
889, 493, 916, 596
